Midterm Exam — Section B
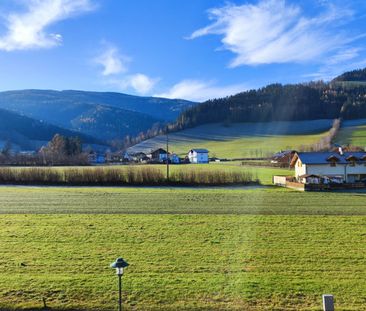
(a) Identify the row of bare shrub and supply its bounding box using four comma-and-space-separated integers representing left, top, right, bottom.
0, 167, 165, 185
301, 118, 341, 152
170, 169, 255, 185
0, 167, 256, 185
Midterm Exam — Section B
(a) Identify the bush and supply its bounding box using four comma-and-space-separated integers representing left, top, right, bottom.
170, 169, 254, 185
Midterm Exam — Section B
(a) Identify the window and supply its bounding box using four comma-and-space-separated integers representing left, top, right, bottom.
330, 161, 336, 167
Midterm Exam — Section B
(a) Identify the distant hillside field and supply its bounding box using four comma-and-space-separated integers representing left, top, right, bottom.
128, 119, 334, 158
335, 118, 366, 148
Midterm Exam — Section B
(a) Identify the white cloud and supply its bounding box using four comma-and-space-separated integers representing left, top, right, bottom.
189, 0, 355, 66
155, 80, 246, 102
108, 74, 158, 95
94, 45, 130, 76
128, 74, 157, 94
0, 0, 95, 51
304, 48, 366, 81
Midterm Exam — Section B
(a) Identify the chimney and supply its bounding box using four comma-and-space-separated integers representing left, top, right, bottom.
338, 146, 343, 155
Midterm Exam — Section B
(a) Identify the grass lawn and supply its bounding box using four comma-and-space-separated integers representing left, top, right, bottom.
0, 186, 365, 310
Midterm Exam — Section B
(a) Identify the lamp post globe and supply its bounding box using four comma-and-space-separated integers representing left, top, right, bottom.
110, 258, 129, 311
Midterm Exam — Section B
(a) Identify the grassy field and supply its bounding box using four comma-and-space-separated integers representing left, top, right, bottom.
335, 119, 366, 148
0, 186, 365, 310
128, 120, 334, 158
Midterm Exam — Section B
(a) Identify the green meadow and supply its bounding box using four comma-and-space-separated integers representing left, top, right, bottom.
163, 133, 327, 158
336, 119, 366, 148
128, 120, 334, 158
0, 186, 365, 310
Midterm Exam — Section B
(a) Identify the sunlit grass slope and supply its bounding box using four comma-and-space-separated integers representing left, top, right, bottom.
335, 118, 366, 148
128, 120, 334, 158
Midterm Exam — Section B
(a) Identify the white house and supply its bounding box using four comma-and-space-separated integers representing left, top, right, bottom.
290, 151, 366, 184
188, 149, 209, 164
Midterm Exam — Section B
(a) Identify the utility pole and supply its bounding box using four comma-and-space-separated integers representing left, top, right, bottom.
166, 126, 169, 182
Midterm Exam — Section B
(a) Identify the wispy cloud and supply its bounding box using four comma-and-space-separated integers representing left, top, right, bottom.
0, 0, 95, 51
155, 80, 246, 102
304, 47, 366, 81
188, 0, 357, 67
94, 44, 130, 76
108, 74, 158, 94
95, 42, 158, 94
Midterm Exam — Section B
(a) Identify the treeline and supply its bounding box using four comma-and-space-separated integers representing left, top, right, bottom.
110, 123, 166, 150
0, 134, 89, 166
309, 118, 341, 152
333, 68, 366, 82
168, 78, 366, 131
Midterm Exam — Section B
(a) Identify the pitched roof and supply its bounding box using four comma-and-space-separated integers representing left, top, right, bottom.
296, 152, 366, 165
273, 150, 296, 157
298, 174, 320, 178
190, 149, 209, 153
150, 148, 167, 154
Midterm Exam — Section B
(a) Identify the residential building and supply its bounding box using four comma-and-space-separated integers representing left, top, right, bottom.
188, 149, 209, 164
290, 151, 366, 183
149, 148, 168, 162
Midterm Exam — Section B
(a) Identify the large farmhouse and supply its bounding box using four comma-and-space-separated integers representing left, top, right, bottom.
290, 151, 366, 184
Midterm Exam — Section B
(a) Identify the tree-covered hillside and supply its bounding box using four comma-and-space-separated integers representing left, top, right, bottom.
332, 68, 366, 82
0, 108, 102, 150
0, 90, 196, 141
171, 69, 366, 130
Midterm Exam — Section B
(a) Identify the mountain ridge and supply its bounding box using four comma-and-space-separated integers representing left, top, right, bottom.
0, 108, 104, 150
0, 89, 197, 142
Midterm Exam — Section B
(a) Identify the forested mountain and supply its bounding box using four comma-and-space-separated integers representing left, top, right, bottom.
171, 69, 366, 131
0, 108, 102, 150
332, 68, 366, 82
0, 90, 196, 141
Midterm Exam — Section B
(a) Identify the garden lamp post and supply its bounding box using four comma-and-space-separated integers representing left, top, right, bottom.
110, 257, 129, 311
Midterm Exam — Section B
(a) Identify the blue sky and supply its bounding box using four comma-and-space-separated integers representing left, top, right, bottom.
0, 0, 366, 101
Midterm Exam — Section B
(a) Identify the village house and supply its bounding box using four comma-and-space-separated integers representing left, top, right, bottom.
188, 149, 209, 164
131, 152, 149, 163
169, 153, 180, 164
271, 150, 296, 166
148, 148, 168, 162
290, 150, 366, 184
88, 151, 106, 164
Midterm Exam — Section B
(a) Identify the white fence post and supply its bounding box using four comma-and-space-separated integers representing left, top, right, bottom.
322, 294, 334, 311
